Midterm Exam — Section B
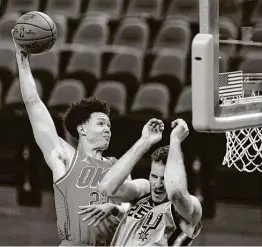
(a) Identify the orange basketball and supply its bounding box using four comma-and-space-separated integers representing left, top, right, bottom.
13, 11, 57, 54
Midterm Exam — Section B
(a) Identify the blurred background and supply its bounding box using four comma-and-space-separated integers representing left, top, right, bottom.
0, 0, 262, 245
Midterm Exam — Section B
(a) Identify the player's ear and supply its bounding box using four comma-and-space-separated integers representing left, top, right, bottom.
77, 124, 86, 136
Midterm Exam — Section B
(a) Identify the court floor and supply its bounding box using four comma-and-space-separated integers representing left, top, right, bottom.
1, 187, 262, 246
0, 214, 59, 246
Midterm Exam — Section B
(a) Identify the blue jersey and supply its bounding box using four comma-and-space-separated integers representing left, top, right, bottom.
53, 151, 120, 246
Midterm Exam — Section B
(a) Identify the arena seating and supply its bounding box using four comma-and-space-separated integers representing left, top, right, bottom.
93, 80, 127, 115
5, 0, 41, 14
0, 0, 261, 213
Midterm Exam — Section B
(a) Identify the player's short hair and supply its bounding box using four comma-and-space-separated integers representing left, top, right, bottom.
151, 146, 169, 165
63, 97, 110, 139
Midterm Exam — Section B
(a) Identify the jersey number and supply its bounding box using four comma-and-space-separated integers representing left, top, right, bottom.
89, 191, 109, 205
128, 204, 152, 219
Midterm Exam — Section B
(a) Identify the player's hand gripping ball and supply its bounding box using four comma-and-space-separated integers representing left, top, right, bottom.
170, 119, 189, 143
141, 118, 164, 145
12, 11, 57, 54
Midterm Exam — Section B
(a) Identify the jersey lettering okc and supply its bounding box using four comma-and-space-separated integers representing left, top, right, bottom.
53, 151, 120, 246
111, 194, 202, 246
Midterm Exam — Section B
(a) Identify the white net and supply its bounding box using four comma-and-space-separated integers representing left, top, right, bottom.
219, 72, 262, 172
223, 127, 262, 172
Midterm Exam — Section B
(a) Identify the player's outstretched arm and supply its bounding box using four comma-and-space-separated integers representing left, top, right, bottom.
13, 32, 74, 180
99, 118, 164, 202
78, 202, 130, 226
165, 119, 202, 228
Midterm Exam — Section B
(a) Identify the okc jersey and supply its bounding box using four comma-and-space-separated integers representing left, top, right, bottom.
111, 194, 202, 246
53, 150, 121, 246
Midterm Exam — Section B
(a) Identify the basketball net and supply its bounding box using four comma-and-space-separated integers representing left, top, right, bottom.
219, 72, 262, 172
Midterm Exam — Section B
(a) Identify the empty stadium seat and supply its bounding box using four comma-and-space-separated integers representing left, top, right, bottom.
174, 86, 192, 114
0, 45, 17, 75
93, 81, 126, 114
153, 19, 191, 55
0, 80, 2, 107
72, 16, 109, 47
113, 18, 149, 51
29, 49, 59, 99
45, 0, 81, 19
166, 0, 199, 24
5, 0, 40, 14
30, 49, 59, 79
86, 0, 123, 21
240, 23, 262, 55
51, 15, 68, 46
0, 13, 20, 44
107, 48, 143, 85
47, 80, 86, 144
219, 17, 238, 55
66, 46, 102, 79
238, 52, 262, 74
5, 77, 43, 105
219, 0, 243, 26
48, 79, 86, 107
131, 83, 170, 117
150, 50, 187, 84
126, 0, 163, 20
251, 1, 262, 23
253, 23, 262, 43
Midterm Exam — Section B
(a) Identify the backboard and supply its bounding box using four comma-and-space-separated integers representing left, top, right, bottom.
192, 0, 262, 132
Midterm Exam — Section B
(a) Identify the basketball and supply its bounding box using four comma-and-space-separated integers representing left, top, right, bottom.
13, 11, 57, 54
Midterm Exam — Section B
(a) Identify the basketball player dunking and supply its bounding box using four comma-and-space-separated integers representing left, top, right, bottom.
12, 33, 128, 246
99, 119, 202, 246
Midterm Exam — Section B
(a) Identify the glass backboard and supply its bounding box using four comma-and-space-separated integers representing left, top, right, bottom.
192, 0, 262, 132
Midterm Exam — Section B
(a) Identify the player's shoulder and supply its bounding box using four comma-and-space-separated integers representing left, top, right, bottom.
170, 194, 202, 228
189, 195, 202, 216
131, 178, 150, 196
190, 195, 202, 225
134, 191, 151, 205
44, 138, 75, 179
169, 195, 202, 221
58, 137, 75, 162
159, 201, 174, 214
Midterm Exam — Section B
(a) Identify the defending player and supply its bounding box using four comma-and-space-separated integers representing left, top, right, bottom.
12, 32, 127, 246
99, 119, 202, 246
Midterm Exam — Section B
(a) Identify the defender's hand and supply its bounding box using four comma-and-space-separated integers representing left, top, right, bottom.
170, 119, 189, 143
141, 118, 164, 146
78, 203, 117, 226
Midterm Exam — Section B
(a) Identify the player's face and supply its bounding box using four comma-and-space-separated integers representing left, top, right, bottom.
83, 112, 111, 150
149, 161, 168, 206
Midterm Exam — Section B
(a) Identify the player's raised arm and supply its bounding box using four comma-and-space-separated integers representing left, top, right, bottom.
13, 32, 73, 180
99, 118, 164, 202
165, 119, 202, 227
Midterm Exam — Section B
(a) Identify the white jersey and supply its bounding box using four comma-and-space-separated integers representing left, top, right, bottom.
111, 194, 202, 246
